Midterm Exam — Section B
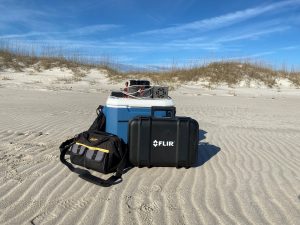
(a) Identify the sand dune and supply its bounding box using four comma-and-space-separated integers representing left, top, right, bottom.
0, 87, 299, 225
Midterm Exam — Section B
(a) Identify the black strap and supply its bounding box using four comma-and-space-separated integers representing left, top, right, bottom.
59, 137, 76, 171
115, 145, 128, 178
59, 138, 128, 187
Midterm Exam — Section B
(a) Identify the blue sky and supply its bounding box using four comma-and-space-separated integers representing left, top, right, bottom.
0, 0, 300, 69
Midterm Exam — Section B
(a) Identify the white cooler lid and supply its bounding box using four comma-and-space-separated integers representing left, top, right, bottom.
106, 96, 175, 108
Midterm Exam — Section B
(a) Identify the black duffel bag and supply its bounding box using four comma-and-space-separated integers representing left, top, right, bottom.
60, 130, 128, 186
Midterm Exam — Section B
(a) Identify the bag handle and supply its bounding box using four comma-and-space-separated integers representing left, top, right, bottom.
59, 138, 128, 187
151, 106, 176, 118
96, 105, 104, 116
59, 137, 77, 171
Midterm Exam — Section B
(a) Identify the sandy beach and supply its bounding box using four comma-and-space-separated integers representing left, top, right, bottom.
0, 85, 299, 225
1, 0, 300, 223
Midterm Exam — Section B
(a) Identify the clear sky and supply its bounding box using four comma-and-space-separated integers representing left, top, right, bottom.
0, 0, 300, 68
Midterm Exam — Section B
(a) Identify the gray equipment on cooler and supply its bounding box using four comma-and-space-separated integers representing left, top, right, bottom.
152, 86, 168, 98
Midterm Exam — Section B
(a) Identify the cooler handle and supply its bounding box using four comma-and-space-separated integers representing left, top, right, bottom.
151, 106, 176, 118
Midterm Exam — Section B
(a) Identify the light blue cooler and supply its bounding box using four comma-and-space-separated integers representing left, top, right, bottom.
103, 96, 175, 143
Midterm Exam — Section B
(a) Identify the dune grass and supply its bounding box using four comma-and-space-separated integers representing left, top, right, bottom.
109, 61, 300, 88
0, 44, 299, 88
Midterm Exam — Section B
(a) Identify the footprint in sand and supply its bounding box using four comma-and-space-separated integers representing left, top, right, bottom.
126, 196, 143, 210
140, 202, 159, 212
58, 198, 90, 211
125, 196, 159, 212
30, 211, 58, 225
151, 184, 162, 192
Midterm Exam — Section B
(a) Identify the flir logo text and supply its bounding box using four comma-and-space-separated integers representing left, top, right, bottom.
153, 140, 175, 147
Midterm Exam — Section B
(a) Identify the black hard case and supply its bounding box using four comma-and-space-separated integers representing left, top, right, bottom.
128, 107, 199, 168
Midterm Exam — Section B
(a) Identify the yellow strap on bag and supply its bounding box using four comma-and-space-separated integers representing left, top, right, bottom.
75, 142, 109, 153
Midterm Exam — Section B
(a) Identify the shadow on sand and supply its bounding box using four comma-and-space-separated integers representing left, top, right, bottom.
194, 129, 221, 167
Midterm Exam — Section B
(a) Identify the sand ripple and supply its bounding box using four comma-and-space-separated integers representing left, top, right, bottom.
0, 88, 299, 225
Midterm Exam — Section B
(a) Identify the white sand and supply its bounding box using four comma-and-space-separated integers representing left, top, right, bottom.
0, 73, 300, 224
0, 67, 122, 93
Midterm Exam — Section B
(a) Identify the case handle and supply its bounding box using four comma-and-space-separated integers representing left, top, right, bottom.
151, 106, 176, 118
